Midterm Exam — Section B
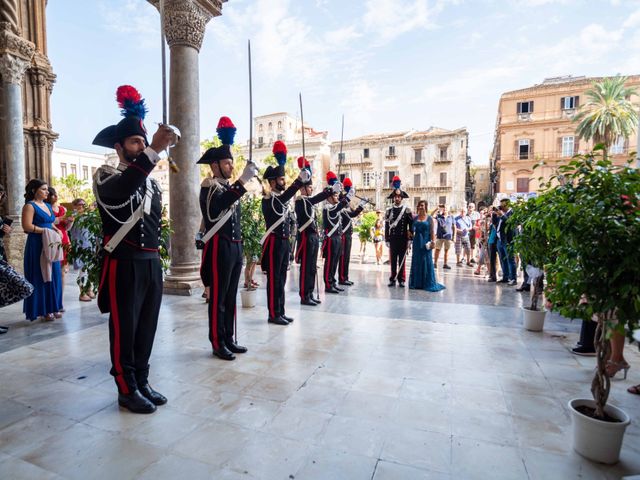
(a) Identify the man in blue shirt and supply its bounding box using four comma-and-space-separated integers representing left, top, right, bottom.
433, 204, 454, 269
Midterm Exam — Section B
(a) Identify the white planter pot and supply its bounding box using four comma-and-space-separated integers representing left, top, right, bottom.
240, 289, 256, 308
568, 398, 631, 464
522, 307, 546, 331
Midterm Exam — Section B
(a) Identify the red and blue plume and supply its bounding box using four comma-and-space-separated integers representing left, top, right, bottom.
216, 116, 236, 145
326, 171, 338, 186
272, 140, 287, 166
392, 175, 401, 189
343, 177, 352, 192
297, 156, 311, 170
116, 85, 147, 120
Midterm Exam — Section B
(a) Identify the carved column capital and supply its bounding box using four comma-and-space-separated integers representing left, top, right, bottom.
149, 0, 224, 52
0, 22, 35, 84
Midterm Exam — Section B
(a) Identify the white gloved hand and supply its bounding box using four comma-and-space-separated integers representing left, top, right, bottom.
346, 188, 355, 201
331, 182, 342, 194
358, 199, 367, 208
298, 169, 312, 183
239, 161, 259, 185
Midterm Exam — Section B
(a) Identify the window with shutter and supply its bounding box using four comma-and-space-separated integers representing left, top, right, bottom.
516, 178, 529, 193
518, 139, 530, 160
562, 136, 574, 157
439, 196, 447, 205
414, 174, 420, 187
363, 148, 370, 158
440, 172, 447, 187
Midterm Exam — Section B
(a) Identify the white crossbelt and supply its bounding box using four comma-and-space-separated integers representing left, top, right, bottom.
103, 182, 152, 254
389, 205, 407, 230
260, 215, 286, 245
201, 207, 236, 244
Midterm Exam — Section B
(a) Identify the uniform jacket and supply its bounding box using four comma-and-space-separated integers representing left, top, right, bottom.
340, 203, 364, 236
295, 188, 333, 235
385, 205, 413, 241
93, 150, 162, 260
199, 177, 246, 242
323, 199, 348, 238
261, 180, 303, 239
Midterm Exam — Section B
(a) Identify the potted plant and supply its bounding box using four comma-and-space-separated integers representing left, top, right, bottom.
239, 194, 264, 308
510, 194, 552, 331
538, 149, 639, 463
355, 210, 377, 263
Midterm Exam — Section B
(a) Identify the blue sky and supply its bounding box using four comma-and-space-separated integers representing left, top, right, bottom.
48, 0, 640, 165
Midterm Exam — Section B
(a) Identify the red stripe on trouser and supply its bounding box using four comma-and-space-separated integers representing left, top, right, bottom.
300, 231, 306, 299
200, 240, 209, 280
268, 237, 276, 318
108, 258, 129, 395
325, 236, 331, 286
339, 235, 346, 281
210, 236, 220, 350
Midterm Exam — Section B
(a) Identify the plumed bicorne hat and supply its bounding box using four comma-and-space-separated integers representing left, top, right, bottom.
339, 177, 353, 199
326, 171, 339, 190
388, 176, 409, 199
197, 116, 236, 164
93, 85, 149, 149
297, 156, 312, 185
263, 140, 287, 180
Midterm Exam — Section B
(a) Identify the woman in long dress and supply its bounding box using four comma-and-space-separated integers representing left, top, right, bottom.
21, 179, 64, 321
409, 200, 445, 292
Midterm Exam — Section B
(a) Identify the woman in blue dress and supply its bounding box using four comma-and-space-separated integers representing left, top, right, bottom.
21, 179, 63, 321
409, 200, 445, 292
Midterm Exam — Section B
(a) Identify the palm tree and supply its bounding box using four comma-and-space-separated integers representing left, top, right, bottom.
574, 76, 638, 157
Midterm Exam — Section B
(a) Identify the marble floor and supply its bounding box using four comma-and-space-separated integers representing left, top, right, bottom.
1, 261, 639, 479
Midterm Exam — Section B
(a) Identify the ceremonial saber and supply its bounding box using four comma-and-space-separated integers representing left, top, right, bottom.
159, 0, 180, 173
299, 93, 306, 159
337, 114, 344, 178
248, 40, 265, 194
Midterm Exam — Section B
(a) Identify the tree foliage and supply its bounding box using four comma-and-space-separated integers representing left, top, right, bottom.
573, 76, 638, 156
52, 174, 95, 204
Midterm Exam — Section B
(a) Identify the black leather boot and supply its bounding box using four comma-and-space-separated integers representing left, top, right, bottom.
118, 389, 157, 414
268, 316, 289, 325
281, 314, 294, 323
213, 344, 236, 360
312, 296, 322, 304
139, 383, 168, 406
301, 297, 317, 306
325, 287, 340, 294
226, 338, 248, 354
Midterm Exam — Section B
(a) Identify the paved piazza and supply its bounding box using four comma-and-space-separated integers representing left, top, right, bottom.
1, 260, 639, 479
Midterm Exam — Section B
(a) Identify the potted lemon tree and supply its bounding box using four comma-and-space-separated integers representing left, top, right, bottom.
239, 194, 264, 308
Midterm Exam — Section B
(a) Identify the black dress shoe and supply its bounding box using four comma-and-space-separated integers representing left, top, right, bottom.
213, 345, 236, 360
301, 298, 318, 306
226, 339, 248, 354
0, 326, 8, 334
388, 281, 396, 287
281, 314, 294, 323
312, 297, 322, 304
118, 390, 156, 414
516, 284, 531, 292
268, 316, 289, 325
338, 281, 354, 286
333, 285, 345, 292
398, 282, 405, 288
325, 287, 340, 294
497, 279, 509, 283
139, 383, 168, 406
487, 277, 497, 282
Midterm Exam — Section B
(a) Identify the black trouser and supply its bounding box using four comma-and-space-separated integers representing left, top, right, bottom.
339, 233, 353, 283
297, 230, 319, 300
262, 235, 290, 319
106, 257, 162, 395
488, 242, 497, 279
203, 236, 242, 350
579, 319, 597, 350
389, 237, 408, 283
323, 234, 342, 289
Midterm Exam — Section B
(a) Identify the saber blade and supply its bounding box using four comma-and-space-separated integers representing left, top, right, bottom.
299, 93, 305, 159
159, 0, 179, 173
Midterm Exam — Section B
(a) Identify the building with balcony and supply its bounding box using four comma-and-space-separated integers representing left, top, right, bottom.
472, 165, 491, 205
490, 75, 640, 196
329, 127, 470, 210
239, 112, 331, 182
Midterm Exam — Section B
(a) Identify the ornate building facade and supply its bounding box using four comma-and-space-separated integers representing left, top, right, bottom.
239, 112, 331, 184
329, 128, 470, 211
490, 75, 640, 197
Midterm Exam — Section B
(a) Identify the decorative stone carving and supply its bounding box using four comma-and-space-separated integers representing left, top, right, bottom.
149, 0, 224, 51
0, 21, 35, 84
0, 0, 20, 34
0, 53, 30, 84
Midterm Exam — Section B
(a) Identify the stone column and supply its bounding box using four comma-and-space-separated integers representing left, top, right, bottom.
151, 0, 224, 295
0, 18, 35, 271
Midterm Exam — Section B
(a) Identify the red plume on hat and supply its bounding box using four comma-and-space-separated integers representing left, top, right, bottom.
343, 177, 353, 192
216, 116, 236, 145
326, 171, 338, 186
116, 85, 147, 119
272, 140, 287, 166
392, 176, 401, 189
297, 156, 310, 169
